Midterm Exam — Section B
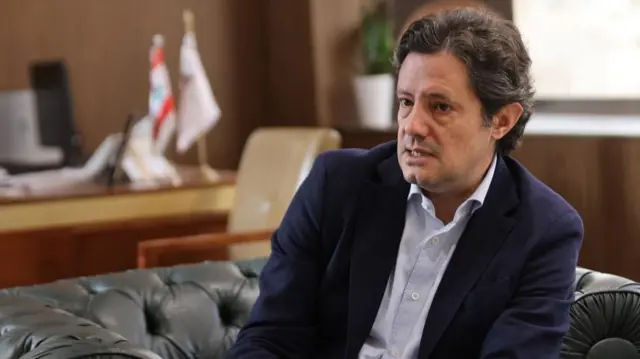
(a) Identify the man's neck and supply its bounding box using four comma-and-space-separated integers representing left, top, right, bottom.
427, 155, 495, 223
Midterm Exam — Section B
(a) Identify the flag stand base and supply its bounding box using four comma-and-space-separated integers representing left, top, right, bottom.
196, 135, 218, 182
165, 159, 184, 186
199, 164, 219, 181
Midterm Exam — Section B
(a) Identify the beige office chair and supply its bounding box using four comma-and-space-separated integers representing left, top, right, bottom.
137, 127, 342, 268
227, 127, 342, 259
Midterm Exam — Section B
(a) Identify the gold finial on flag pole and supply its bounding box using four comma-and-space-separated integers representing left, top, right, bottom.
183, 9, 195, 33
182, 9, 219, 181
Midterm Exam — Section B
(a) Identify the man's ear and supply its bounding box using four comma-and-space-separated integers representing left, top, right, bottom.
490, 103, 523, 140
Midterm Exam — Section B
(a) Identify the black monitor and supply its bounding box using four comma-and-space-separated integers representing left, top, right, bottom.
29, 60, 85, 167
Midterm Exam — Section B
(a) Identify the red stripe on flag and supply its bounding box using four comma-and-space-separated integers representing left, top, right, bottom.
151, 48, 165, 69
152, 96, 175, 140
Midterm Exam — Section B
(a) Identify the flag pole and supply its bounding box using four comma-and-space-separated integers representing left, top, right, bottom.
183, 9, 219, 181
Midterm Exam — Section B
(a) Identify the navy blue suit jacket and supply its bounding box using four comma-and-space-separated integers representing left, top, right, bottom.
226, 141, 584, 359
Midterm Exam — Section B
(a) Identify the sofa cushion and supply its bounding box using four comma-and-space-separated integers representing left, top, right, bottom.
0, 261, 261, 359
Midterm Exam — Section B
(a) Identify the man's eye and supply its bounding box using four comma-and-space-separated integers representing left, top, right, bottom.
399, 99, 414, 107
432, 102, 451, 113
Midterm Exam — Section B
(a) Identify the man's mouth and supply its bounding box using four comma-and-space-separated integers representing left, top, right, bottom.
406, 147, 431, 157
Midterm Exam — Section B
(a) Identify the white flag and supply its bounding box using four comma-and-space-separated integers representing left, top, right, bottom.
149, 35, 177, 154
177, 32, 221, 153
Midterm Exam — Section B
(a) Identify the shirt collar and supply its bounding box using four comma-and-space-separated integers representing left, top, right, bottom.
467, 154, 497, 207
408, 155, 497, 215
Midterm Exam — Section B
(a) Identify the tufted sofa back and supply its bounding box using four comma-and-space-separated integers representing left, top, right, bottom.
0, 259, 264, 359
0, 262, 639, 358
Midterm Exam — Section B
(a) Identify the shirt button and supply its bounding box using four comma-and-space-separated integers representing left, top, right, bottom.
432, 237, 440, 245
390, 348, 400, 357
411, 292, 420, 300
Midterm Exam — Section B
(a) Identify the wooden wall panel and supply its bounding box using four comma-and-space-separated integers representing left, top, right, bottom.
309, 0, 362, 127
0, 0, 515, 169
394, 0, 512, 34
514, 138, 640, 281
0, 0, 269, 169
263, 0, 317, 127
513, 139, 608, 272
263, 0, 362, 128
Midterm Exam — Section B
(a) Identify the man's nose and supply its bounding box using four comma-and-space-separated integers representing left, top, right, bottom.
403, 109, 430, 139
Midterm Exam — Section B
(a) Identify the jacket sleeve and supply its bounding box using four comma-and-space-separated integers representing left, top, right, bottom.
480, 211, 584, 359
226, 153, 329, 359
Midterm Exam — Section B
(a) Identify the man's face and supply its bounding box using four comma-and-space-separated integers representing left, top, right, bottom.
396, 51, 510, 194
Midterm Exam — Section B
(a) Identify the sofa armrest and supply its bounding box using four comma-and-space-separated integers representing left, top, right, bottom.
137, 230, 273, 268
562, 268, 640, 358
0, 295, 161, 358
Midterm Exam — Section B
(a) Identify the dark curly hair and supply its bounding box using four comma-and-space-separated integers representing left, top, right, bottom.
394, 7, 535, 155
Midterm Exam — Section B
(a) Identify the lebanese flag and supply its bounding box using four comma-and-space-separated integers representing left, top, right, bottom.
176, 31, 221, 153
149, 35, 177, 154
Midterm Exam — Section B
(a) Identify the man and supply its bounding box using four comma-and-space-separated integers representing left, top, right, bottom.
226, 7, 583, 359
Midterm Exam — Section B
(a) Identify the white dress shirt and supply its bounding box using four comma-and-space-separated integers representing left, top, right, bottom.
358, 155, 497, 359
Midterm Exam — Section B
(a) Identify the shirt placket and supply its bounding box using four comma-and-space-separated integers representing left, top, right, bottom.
387, 231, 444, 357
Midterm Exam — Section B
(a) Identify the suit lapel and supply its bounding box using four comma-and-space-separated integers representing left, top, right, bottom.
345, 155, 410, 359
417, 156, 519, 358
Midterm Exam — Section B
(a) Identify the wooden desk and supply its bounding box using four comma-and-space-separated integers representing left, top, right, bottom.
0, 168, 236, 288
0, 167, 236, 231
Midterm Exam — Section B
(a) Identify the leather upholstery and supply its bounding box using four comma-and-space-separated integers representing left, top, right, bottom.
561, 268, 640, 358
227, 127, 342, 259
0, 295, 161, 359
0, 263, 637, 358
0, 260, 264, 359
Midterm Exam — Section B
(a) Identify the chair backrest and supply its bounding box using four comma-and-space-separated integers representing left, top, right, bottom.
227, 127, 341, 259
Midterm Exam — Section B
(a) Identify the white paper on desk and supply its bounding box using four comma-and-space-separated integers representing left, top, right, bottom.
147, 155, 180, 181
2, 133, 125, 190
123, 135, 180, 183
80, 134, 123, 178
121, 156, 148, 182
5, 170, 86, 190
